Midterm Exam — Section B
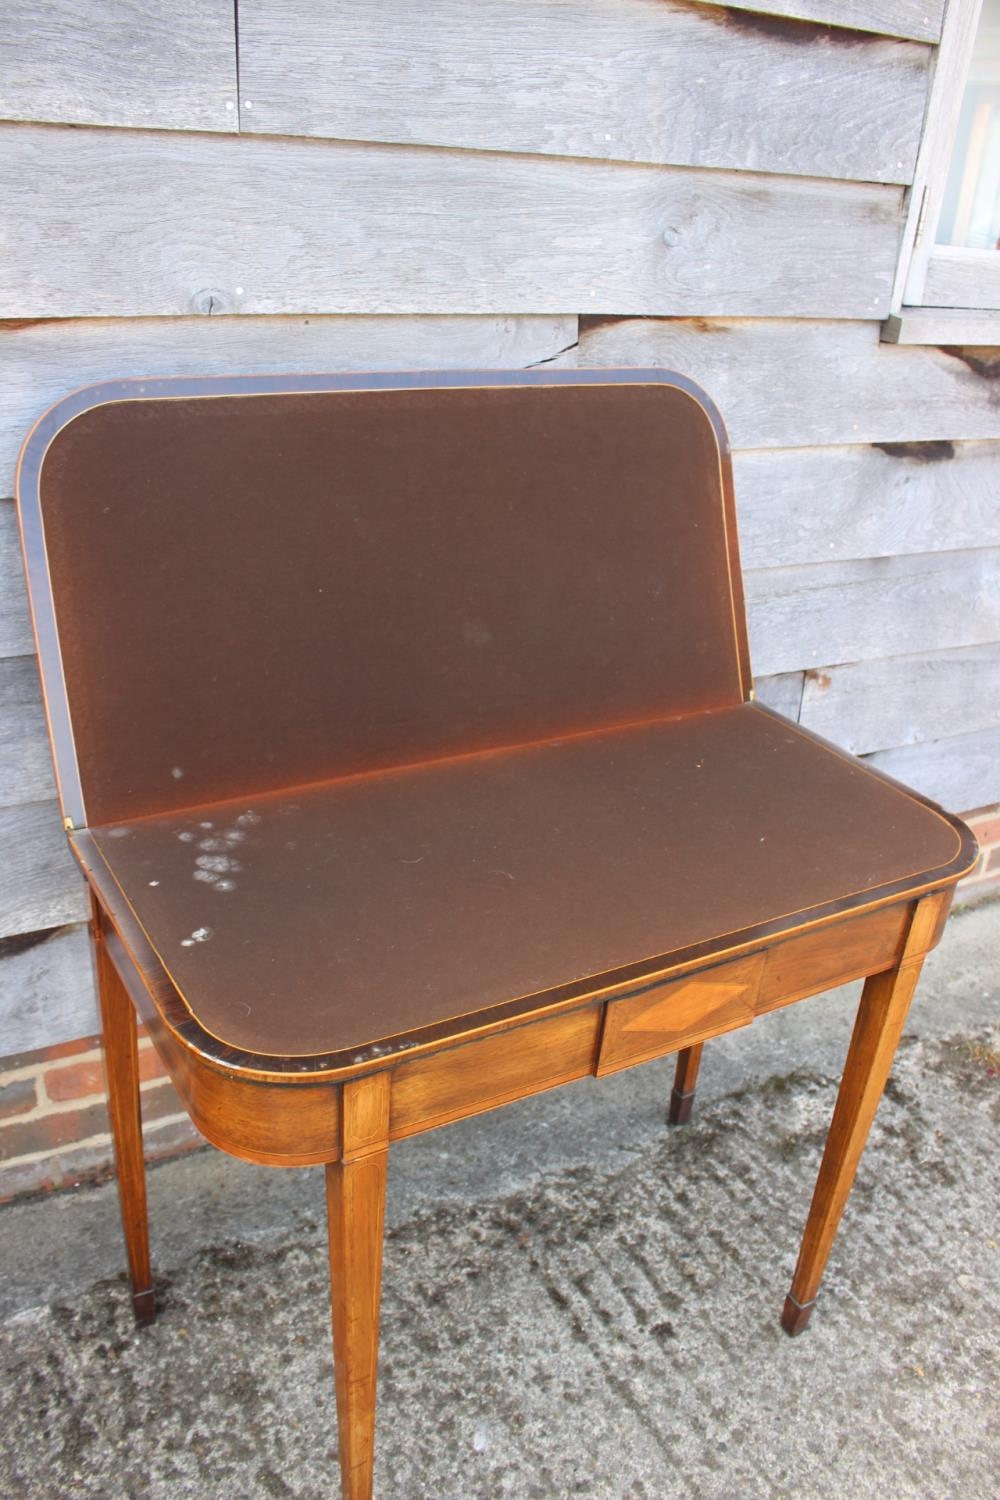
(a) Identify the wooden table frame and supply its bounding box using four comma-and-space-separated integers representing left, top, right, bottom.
15, 370, 978, 1500
88, 873, 957, 1494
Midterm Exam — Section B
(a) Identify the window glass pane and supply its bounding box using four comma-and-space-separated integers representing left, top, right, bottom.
937, 0, 1000, 248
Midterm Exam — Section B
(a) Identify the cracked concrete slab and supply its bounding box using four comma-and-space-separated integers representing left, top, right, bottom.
0, 903, 997, 1499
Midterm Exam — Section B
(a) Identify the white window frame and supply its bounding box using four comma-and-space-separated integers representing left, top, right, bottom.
885, 0, 1000, 344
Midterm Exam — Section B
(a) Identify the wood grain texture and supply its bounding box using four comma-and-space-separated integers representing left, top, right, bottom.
0, 502, 33, 657
340, 1073, 391, 1163
702, 0, 943, 43
326, 1144, 387, 1500
746, 547, 1000, 676
753, 672, 805, 721
0, 921, 97, 1058
391, 906, 910, 1145
784, 955, 926, 1329
390, 1007, 601, 1140
0, 125, 901, 318
734, 440, 1000, 569
921, 248, 1000, 311
93, 901, 154, 1323
0, 655, 54, 808
799, 644, 1000, 756
0, 0, 237, 134
903, 887, 955, 956
0, 315, 577, 496
893, 0, 982, 306
756, 904, 907, 1013
578, 318, 1000, 448
238, 0, 930, 184
597, 953, 765, 1074
129, 1008, 344, 1167
883, 306, 1000, 343
865, 726, 1000, 813
0, 800, 89, 937
781, 892, 947, 1332
668, 1043, 703, 1124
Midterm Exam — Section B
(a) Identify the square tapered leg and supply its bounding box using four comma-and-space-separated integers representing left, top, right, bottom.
92, 894, 155, 1325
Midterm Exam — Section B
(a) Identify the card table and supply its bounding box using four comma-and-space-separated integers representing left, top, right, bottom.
15, 370, 977, 1498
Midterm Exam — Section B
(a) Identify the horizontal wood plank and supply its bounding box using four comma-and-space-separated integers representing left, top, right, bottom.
0, 125, 901, 319
579, 317, 1000, 448
753, 672, 804, 720
0, 800, 88, 938
799, 644, 1000, 756
0, 314, 578, 497
239, 0, 930, 185
734, 439, 1000, 568
0, 922, 97, 1059
746, 548, 1000, 676
883, 307, 1000, 344
0, 503, 32, 657
921, 248, 1000, 311
0, 655, 54, 809
701, 0, 942, 43
0, 0, 237, 133
864, 726, 1000, 813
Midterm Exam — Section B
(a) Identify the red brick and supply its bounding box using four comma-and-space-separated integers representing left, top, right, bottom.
954, 869, 1000, 908
0, 1023, 155, 1082
45, 1056, 105, 1102
963, 799, 1000, 818
0, 1032, 102, 1077
0, 1098, 109, 1162
0, 1077, 38, 1121
966, 808, 1000, 848
44, 1039, 166, 1102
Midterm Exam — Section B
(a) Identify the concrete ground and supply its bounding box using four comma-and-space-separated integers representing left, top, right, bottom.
0, 903, 997, 1500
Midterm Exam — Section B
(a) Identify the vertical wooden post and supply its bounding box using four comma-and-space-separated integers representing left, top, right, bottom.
326, 1071, 391, 1500
781, 892, 951, 1335
91, 893, 155, 1324
668, 1043, 704, 1124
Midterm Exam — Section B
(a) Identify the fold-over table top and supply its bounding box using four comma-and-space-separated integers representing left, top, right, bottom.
20, 371, 748, 831
86, 704, 969, 1063
19, 370, 974, 1068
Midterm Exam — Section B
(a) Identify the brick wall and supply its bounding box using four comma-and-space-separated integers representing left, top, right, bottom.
0, 809, 996, 1206
0, 1023, 201, 1203
955, 807, 1000, 909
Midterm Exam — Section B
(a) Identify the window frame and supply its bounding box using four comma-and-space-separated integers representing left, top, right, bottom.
885, 0, 1000, 343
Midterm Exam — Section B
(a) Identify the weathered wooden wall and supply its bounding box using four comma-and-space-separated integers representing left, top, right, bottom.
1, 0, 997, 1052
